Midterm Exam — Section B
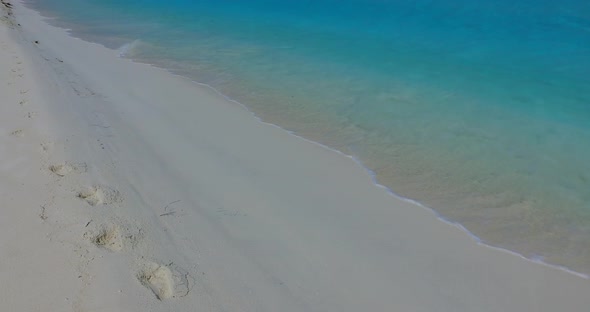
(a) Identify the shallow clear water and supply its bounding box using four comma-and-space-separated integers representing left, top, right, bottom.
27, 0, 590, 273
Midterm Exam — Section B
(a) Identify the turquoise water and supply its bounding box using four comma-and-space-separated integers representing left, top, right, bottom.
27, 0, 590, 274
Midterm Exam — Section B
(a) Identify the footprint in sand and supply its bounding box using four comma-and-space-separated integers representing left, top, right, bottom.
77, 185, 123, 206
9, 129, 23, 137
138, 261, 192, 300
49, 163, 74, 177
84, 221, 142, 251
85, 225, 124, 252
10, 68, 23, 78
40, 141, 54, 153
49, 162, 86, 177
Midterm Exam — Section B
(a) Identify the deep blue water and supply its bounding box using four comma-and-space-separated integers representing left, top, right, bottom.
27, 0, 590, 273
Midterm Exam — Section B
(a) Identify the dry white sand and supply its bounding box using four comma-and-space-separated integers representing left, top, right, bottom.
1, 1, 590, 311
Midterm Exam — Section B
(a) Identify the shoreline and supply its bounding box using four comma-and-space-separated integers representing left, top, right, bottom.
160, 71, 590, 281
24, 0, 590, 276
101, 26, 590, 281
150, 73, 590, 281
3, 1, 588, 311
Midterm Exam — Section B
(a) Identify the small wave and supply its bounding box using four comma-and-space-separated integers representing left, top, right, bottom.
117, 39, 142, 58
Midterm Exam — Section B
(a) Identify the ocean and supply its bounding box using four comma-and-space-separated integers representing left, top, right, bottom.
25, 0, 590, 274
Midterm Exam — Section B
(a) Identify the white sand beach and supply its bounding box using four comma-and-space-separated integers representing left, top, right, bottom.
1, 1, 589, 311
